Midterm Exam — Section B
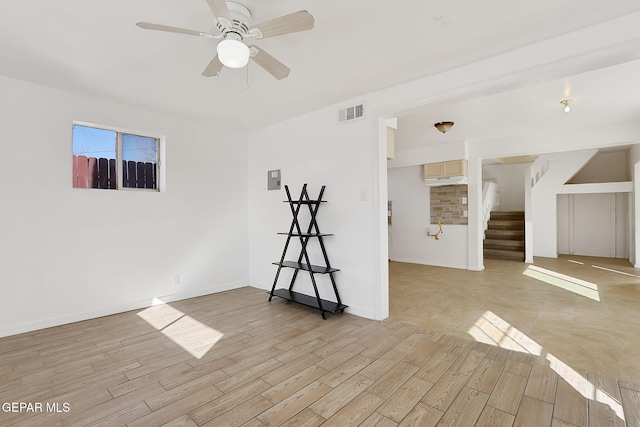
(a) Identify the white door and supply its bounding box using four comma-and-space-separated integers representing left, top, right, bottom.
571, 193, 614, 257
558, 193, 629, 258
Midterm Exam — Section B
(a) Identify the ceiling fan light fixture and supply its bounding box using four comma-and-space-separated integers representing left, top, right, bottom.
217, 37, 250, 68
434, 121, 454, 133
560, 99, 572, 113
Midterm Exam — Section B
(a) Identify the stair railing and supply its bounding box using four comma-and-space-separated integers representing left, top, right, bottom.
482, 182, 498, 239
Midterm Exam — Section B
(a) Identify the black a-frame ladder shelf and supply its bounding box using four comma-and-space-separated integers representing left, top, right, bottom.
269, 184, 347, 319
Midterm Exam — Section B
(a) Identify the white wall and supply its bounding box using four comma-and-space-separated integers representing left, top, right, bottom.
568, 150, 630, 183
632, 144, 640, 266
0, 76, 249, 337
530, 150, 597, 257
247, 108, 380, 319
482, 162, 531, 211
246, 11, 640, 323
388, 166, 468, 269
387, 141, 466, 169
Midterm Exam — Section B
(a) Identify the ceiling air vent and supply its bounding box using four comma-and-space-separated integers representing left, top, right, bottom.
338, 104, 364, 123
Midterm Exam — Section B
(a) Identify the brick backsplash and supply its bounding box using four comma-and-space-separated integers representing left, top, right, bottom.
430, 185, 468, 225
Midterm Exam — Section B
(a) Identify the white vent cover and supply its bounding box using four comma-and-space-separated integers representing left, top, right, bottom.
338, 104, 364, 123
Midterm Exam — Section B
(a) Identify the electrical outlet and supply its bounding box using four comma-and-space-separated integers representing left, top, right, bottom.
462, 197, 467, 205
173, 275, 180, 286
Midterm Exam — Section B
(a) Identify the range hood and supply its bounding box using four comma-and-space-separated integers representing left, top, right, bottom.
424, 175, 468, 187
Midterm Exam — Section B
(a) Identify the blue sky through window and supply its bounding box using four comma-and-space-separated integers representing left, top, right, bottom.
72, 125, 116, 159
72, 125, 158, 163
123, 133, 158, 163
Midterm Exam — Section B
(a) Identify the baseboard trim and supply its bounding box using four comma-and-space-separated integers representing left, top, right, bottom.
390, 257, 468, 270
0, 281, 247, 338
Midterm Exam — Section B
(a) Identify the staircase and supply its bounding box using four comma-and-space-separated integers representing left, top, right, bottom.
483, 211, 525, 261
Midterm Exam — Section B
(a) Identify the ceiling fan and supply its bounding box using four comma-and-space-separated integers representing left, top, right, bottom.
136, 0, 314, 80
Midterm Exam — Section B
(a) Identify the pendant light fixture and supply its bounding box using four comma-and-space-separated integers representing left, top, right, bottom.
434, 121, 454, 133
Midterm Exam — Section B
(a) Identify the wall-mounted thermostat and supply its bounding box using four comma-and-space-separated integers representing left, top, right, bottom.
267, 169, 281, 190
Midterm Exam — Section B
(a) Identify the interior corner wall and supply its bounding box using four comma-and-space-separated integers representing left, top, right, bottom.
631, 145, 640, 266
529, 150, 598, 258
0, 75, 249, 337
635, 162, 640, 267
482, 162, 531, 212
387, 166, 468, 269
247, 108, 378, 320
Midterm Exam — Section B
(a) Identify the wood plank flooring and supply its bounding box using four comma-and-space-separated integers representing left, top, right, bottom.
1, 286, 639, 426
389, 255, 640, 383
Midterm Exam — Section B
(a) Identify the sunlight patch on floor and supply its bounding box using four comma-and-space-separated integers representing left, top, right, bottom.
468, 311, 542, 355
469, 310, 624, 422
546, 353, 625, 420
592, 264, 640, 278
137, 298, 223, 359
523, 265, 600, 301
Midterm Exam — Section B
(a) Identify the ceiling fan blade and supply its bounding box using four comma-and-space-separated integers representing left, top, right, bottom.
250, 10, 314, 39
204, 0, 232, 23
249, 46, 290, 80
136, 22, 218, 38
202, 54, 224, 77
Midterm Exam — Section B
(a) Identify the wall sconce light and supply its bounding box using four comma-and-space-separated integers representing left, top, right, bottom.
434, 121, 454, 133
560, 99, 572, 113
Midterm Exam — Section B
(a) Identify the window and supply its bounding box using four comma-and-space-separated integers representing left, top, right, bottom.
72, 123, 161, 191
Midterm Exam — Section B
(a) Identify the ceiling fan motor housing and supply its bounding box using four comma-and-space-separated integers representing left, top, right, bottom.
227, 2, 251, 23
217, 1, 251, 38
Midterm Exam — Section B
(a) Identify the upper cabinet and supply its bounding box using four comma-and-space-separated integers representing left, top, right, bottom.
443, 160, 467, 177
424, 162, 444, 179
423, 160, 468, 186
386, 126, 395, 160
386, 118, 397, 160
423, 160, 467, 179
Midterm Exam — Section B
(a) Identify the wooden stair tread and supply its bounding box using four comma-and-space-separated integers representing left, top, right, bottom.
489, 212, 524, 220
490, 210, 525, 215
485, 230, 525, 240
487, 220, 525, 230
483, 248, 525, 261
484, 210, 526, 262
484, 239, 524, 250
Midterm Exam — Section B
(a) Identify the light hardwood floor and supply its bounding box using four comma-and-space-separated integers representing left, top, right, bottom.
0, 258, 638, 426
389, 255, 640, 384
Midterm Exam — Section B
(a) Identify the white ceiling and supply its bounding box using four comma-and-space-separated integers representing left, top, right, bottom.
396, 58, 640, 150
1, 1, 640, 131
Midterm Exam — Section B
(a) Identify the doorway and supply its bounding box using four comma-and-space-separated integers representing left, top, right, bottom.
557, 193, 629, 258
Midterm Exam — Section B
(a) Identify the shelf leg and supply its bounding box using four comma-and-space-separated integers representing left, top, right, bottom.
307, 271, 325, 318
269, 265, 284, 301
288, 268, 299, 291
328, 272, 343, 307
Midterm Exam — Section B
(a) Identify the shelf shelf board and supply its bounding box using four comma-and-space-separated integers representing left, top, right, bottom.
273, 261, 340, 274
270, 289, 348, 313
284, 200, 327, 205
277, 232, 334, 237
